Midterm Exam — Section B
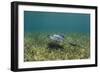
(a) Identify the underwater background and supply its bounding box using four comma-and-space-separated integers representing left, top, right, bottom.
24, 11, 90, 33
24, 11, 90, 61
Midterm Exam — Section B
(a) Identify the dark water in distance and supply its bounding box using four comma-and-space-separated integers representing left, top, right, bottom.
24, 11, 90, 33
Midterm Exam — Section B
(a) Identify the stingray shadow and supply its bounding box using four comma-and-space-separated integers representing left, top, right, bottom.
47, 42, 64, 51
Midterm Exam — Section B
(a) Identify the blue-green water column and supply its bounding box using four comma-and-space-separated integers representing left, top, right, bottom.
24, 11, 90, 33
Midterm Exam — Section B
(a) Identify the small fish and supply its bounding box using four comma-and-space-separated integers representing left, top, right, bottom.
68, 42, 78, 46
68, 42, 81, 47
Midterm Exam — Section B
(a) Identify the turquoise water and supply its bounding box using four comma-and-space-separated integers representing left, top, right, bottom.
24, 11, 90, 33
